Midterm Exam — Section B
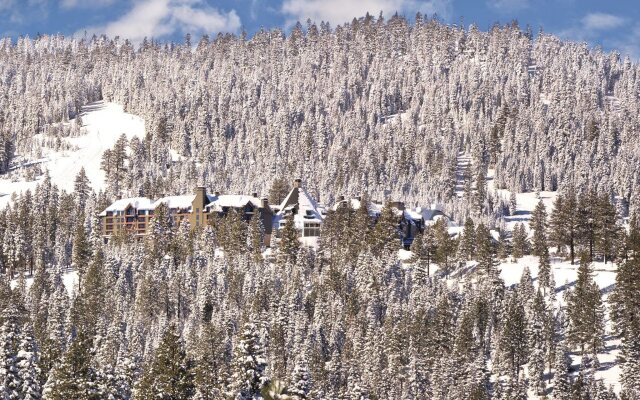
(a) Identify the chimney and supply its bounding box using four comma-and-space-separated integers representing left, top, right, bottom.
195, 186, 206, 197
214, 191, 220, 197
252, 192, 258, 198
294, 178, 302, 188
338, 195, 345, 202
261, 197, 269, 208
391, 201, 405, 211
355, 196, 361, 201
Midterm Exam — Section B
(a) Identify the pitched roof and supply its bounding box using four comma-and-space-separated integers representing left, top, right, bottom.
152, 195, 196, 211
99, 197, 154, 216
276, 186, 324, 228
205, 194, 262, 212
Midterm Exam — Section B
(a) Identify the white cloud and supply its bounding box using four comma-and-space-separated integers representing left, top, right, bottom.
581, 13, 626, 31
61, 0, 118, 8
557, 13, 627, 43
486, 0, 529, 12
610, 24, 640, 60
281, 0, 451, 26
77, 0, 241, 44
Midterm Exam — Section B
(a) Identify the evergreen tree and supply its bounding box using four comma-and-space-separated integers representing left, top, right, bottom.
611, 225, 640, 395
228, 323, 269, 399
288, 358, 311, 400
551, 342, 571, 400
511, 223, 527, 260
410, 229, 435, 280
551, 193, 580, 264
459, 217, 476, 261
73, 168, 91, 211
16, 325, 42, 400
371, 203, 400, 255
43, 332, 100, 400
567, 253, 605, 354
277, 215, 300, 266
135, 325, 194, 400
433, 218, 455, 275
72, 223, 92, 283
193, 323, 229, 400
530, 199, 548, 258
268, 179, 290, 206
595, 193, 620, 263
0, 302, 22, 400
497, 291, 528, 380
248, 214, 265, 263
475, 223, 496, 275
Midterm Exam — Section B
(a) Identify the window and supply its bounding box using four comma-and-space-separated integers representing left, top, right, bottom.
303, 222, 321, 237
138, 223, 146, 229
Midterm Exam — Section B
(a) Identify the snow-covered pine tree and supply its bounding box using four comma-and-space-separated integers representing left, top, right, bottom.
227, 322, 269, 399
135, 324, 194, 399
566, 253, 605, 355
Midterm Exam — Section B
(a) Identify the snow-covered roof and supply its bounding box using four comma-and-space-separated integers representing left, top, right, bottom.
99, 197, 153, 216
421, 208, 448, 221
331, 198, 383, 216
152, 195, 196, 211
206, 194, 262, 212
276, 186, 324, 229
404, 209, 423, 221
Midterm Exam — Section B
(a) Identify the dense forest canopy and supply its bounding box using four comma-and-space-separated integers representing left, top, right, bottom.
1, 14, 639, 220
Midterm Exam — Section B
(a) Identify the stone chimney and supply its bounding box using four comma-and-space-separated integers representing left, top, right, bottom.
195, 186, 206, 198
294, 178, 302, 188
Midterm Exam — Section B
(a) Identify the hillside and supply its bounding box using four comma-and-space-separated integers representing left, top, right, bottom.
1, 16, 639, 400
0, 101, 144, 207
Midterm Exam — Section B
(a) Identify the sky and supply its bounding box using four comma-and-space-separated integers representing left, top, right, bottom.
1, 0, 639, 58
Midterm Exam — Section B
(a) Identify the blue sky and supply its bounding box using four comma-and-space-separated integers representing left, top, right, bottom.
1, 0, 639, 58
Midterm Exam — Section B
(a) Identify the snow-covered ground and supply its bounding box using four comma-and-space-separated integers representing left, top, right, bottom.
500, 256, 620, 393
487, 167, 558, 233
11, 269, 78, 297
0, 101, 145, 208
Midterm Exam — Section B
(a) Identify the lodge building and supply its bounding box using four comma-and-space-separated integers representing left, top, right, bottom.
98, 179, 449, 248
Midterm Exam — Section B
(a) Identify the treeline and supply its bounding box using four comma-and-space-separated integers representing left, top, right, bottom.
2, 176, 640, 398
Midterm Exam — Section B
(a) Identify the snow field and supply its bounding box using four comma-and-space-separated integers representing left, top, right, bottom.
0, 101, 145, 208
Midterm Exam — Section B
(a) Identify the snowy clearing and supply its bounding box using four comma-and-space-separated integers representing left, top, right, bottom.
0, 101, 145, 208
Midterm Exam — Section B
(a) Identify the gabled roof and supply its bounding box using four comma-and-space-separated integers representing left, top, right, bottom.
276, 185, 323, 228
206, 194, 262, 212
99, 197, 153, 216
152, 195, 196, 211
330, 198, 387, 217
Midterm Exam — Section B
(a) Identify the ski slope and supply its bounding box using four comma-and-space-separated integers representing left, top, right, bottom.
0, 101, 145, 208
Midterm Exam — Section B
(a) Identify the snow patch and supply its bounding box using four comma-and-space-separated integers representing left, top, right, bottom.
0, 101, 145, 208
